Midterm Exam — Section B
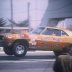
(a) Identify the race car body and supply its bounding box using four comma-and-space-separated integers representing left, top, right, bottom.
29, 27, 72, 51
2, 27, 72, 57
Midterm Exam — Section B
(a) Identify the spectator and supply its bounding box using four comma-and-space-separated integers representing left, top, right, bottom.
53, 55, 72, 72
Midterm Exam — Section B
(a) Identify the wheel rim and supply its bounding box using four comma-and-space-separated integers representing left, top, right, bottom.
16, 45, 25, 55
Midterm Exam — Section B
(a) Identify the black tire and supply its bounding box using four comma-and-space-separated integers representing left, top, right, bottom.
54, 51, 64, 57
13, 40, 29, 57
68, 46, 72, 55
53, 55, 72, 72
3, 45, 13, 55
53, 56, 63, 72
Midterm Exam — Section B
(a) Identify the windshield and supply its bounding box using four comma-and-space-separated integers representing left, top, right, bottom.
64, 30, 72, 36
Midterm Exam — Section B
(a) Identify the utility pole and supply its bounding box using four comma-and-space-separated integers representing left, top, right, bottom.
11, 0, 13, 31
27, 2, 30, 32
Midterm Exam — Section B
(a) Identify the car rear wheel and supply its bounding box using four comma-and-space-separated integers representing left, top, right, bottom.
54, 51, 65, 56
3, 45, 13, 55
13, 40, 28, 57
68, 46, 72, 55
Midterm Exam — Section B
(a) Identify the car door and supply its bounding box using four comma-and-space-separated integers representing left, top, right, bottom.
37, 28, 63, 50
60, 30, 71, 48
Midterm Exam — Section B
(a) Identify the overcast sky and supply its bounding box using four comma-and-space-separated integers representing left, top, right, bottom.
0, 0, 48, 28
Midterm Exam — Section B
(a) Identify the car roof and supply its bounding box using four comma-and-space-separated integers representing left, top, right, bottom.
44, 26, 70, 31
45, 27, 64, 30
39, 26, 72, 33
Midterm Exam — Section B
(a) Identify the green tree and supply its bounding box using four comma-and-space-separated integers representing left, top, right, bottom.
9, 19, 29, 27
0, 18, 6, 32
18, 20, 29, 27
0, 18, 6, 27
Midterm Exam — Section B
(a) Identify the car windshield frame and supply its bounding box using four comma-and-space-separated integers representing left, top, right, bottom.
63, 30, 72, 36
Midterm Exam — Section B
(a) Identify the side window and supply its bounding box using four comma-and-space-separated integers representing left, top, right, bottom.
53, 29, 61, 36
42, 28, 61, 36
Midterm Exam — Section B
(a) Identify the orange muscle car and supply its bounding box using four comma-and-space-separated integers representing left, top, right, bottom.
2, 27, 72, 57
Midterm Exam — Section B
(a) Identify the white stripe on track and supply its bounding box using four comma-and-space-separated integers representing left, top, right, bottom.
0, 59, 55, 63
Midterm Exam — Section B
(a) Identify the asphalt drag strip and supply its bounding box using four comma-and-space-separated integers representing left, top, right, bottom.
0, 51, 55, 72
0, 59, 55, 72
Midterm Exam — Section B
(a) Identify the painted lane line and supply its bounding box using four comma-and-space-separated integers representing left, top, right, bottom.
0, 52, 5, 54
0, 59, 55, 63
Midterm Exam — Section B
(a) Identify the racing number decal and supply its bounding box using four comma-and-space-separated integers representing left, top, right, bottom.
53, 38, 61, 42
39, 36, 61, 42
40, 36, 61, 48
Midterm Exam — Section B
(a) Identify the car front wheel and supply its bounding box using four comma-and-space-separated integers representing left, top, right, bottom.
13, 40, 28, 57
54, 51, 65, 57
68, 46, 72, 55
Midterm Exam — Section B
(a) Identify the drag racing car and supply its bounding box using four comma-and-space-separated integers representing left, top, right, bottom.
1, 27, 72, 57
